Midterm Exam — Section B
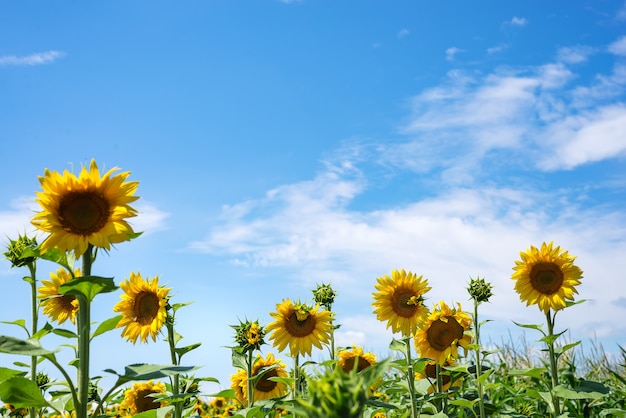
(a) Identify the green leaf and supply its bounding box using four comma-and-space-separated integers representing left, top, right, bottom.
389, 338, 407, 353
554, 340, 581, 356
207, 389, 237, 399
105, 363, 198, 386
171, 301, 193, 313
553, 381, 610, 400
91, 315, 122, 339
512, 321, 546, 335
231, 349, 248, 371
449, 398, 476, 409
58, 275, 118, 302
0, 319, 28, 335
600, 409, 626, 417
0, 336, 56, 356
539, 329, 567, 345
132, 405, 174, 418
173, 342, 202, 359
508, 367, 547, 379
0, 377, 50, 408
0, 367, 26, 383
32, 322, 54, 340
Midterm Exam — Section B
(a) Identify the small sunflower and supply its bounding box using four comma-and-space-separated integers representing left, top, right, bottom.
113, 271, 171, 344
512, 241, 583, 313
415, 359, 462, 392
230, 352, 289, 404
372, 269, 431, 337
337, 346, 377, 373
32, 159, 139, 256
414, 301, 472, 365
38, 267, 81, 325
266, 299, 333, 357
119, 380, 166, 415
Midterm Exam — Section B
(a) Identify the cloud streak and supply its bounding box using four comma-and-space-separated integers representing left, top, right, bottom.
0, 51, 65, 67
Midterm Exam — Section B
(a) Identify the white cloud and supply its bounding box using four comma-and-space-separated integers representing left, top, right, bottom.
557, 45, 594, 64
508, 17, 528, 26
487, 44, 509, 55
445, 47, 464, 61
608, 35, 626, 56
0, 51, 65, 67
398, 28, 410, 39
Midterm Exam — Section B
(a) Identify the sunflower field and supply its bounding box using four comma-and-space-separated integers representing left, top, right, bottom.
1, 160, 625, 418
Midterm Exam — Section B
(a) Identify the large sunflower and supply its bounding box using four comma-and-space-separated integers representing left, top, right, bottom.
230, 352, 289, 404
337, 346, 377, 373
32, 159, 139, 256
414, 301, 472, 365
37, 267, 81, 325
372, 269, 431, 337
113, 271, 171, 344
119, 380, 166, 415
266, 299, 333, 357
512, 241, 583, 313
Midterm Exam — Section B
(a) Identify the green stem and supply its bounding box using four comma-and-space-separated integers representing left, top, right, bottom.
293, 353, 301, 399
166, 315, 182, 418
436, 363, 448, 414
473, 300, 486, 418
28, 262, 38, 418
77, 246, 93, 418
405, 337, 418, 418
545, 310, 561, 416
246, 349, 255, 408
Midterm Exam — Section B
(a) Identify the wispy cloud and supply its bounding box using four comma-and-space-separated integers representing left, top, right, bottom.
508, 16, 528, 27
487, 44, 509, 55
557, 45, 594, 63
445, 47, 464, 61
608, 35, 626, 56
0, 51, 65, 67
397, 28, 410, 39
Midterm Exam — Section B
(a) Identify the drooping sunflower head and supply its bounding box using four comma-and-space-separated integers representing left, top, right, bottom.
372, 269, 431, 337
337, 346, 377, 373
37, 267, 81, 325
414, 300, 473, 365
512, 241, 583, 313
31, 159, 139, 256
113, 271, 171, 344
230, 352, 289, 404
119, 380, 166, 415
266, 298, 333, 357
415, 358, 462, 393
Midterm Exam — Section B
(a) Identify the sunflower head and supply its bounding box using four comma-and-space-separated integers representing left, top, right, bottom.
512, 241, 583, 313
467, 276, 494, 304
232, 319, 266, 353
312, 282, 337, 311
4, 234, 38, 268
372, 269, 431, 337
230, 352, 289, 404
415, 359, 462, 393
119, 380, 166, 415
266, 298, 333, 357
113, 271, 171, 344
337, 346, 377, 373
414, 300, 473, 365
31, 159, 139, 256
38, 267, 81, 325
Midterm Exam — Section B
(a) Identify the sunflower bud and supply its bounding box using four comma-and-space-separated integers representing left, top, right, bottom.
4, 234, 38, 268
312, 282, 337, 311
36, 372, 50, 389
232, 319, 266, 353
467, 276, 494, 303
293, 301, 313, 321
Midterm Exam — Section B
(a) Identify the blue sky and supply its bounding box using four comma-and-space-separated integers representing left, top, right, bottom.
1, 0, 626, 393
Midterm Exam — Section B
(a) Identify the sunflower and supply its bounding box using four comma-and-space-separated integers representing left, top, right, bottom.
337, 346, 377, 373
37, 267, 81, 325
372, 269, 431, 337
119, 380, 166, 415
113, 271, 171, 344
414, 301, 472, 364
266, 299, 333, 357
415, 359, 462, 392
512, 241, 583, 313
31, 159, 139, 256
230, 352, 289, 404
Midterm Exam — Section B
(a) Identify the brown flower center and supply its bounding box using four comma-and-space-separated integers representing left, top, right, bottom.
529, 262, 564, 295
134, 291, 160, 325
134, 389, 160, 413
58, 191, 111, 235
341, 356, 372, 373
285, 311, 316, 337
426, 317, 464, 351
391, 288, 420, 318
255, 368, 279, 393
424, 363, 451, 385
59, 294, 77, 311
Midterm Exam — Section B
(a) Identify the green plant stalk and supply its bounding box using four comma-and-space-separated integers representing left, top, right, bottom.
473, 300, 486, 418
77, 246, 93, 418
545, 310, 561, 417
27, 261, 38, 418
435, 363, 448, 414
293, 353, 301, 399
166, 318, 182, 418
246, 349, 254, 408
405, 337, 419, 418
